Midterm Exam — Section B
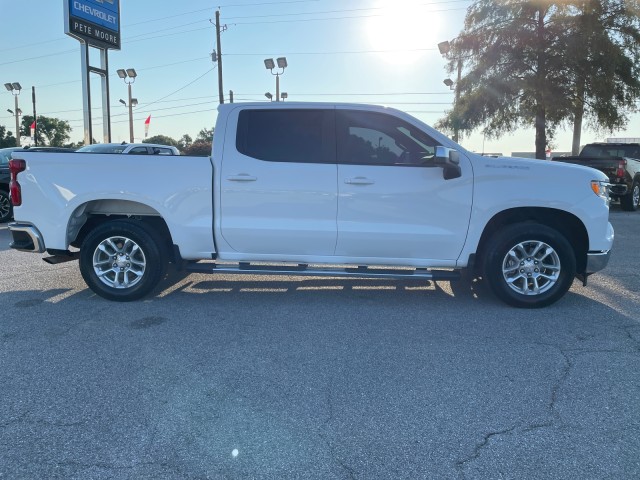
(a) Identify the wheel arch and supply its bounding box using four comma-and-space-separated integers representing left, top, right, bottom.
475, 207, 589, 274
67, 199, 177, 262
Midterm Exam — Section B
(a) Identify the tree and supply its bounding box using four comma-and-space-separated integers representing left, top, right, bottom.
438, 0, 640, 158
560, 0, 640, 153
196, 127, 214, 142
143, 135, 179, 148
21, 115, 71, 147
182, 141, 212, 156
437, 1, 576, 159
0, 125, 16, 148
179, 134, 193, 151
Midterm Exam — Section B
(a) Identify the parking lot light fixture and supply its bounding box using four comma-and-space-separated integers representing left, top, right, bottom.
264, 58, 275, 70
263, 57, 288, 102
438, 41, 451, 55
281, 92, 288, 101
5, 81, 22, 146
119, 99, 126, 106
118, 68, 138, 142
265, 92, 273, 101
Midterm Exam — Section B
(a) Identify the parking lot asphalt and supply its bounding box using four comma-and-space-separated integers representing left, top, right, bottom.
0, 208, 638, 479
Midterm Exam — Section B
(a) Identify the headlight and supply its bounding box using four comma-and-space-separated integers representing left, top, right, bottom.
591, 180, 610, 205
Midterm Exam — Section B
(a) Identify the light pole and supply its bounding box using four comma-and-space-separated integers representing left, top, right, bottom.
264, 57, 287, 102
438, 41, 462, 143
117, 68, 137, 142
4, 82, 22, 146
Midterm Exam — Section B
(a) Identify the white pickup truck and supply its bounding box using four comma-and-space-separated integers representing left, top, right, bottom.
8, 102, 614, 308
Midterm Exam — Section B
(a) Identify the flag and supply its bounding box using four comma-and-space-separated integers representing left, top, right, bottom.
144, 115, 151, 138
30, 121, 36, 140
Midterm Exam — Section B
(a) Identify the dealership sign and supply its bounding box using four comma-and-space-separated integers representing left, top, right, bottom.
64, 0, 121, 50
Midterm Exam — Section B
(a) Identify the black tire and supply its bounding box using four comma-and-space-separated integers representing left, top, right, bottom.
0, 190, 12, 223
79, 220, 166, 301
620, 180, 639, 212
482, 223, 576, 308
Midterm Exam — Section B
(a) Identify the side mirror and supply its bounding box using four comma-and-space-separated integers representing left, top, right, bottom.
433, 146, 461, 180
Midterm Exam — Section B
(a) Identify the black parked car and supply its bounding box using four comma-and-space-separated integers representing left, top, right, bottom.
0, 146, 75, 223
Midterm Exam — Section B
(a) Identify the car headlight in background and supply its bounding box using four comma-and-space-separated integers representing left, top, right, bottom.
591, 180, 611, 206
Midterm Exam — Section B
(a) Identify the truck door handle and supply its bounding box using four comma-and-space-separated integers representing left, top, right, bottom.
345, 177, 375, 185
227, 174, 257, 182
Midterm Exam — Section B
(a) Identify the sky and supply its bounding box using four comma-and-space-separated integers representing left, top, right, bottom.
1, 0, 638, 155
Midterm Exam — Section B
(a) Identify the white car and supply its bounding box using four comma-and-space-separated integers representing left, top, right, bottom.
76, 143, 180, 155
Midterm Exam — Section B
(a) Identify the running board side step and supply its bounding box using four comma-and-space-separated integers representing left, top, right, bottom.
185, 261, 460, 281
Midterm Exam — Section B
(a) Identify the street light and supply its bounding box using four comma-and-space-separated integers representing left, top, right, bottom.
280, 92, 288, 101
117, 68, 137, 142
5, 82, 22, 146
264, 57, 287, 102
438, 40, 462, 143
265, 92, 273, 101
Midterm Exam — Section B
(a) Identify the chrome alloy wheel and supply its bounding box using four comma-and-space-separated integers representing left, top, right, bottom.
501, 240, 561, 296
0, 192, 11, 221
92, 235, 146, 289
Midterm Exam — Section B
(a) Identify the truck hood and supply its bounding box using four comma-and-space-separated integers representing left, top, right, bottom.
472, 153, 609, 182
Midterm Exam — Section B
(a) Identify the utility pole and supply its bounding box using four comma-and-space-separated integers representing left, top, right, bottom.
215, 10, 225, 104
454, 58, 462, 143
32, 86, 37, 146
229, 90, 234, 103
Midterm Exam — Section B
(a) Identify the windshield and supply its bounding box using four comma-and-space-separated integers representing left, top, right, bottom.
76, 144, 127, 154
581, 144, 640, 159
0, 148, 20, 166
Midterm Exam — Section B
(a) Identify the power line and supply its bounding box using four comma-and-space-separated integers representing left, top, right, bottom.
227, 7, 468, 25
140, 67, 217, 111
222, 0, 470, 20
233, 92, 453, 96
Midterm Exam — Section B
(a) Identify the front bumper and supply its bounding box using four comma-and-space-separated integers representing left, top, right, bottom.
585, 249, 611, 274
8, 222, 46, 253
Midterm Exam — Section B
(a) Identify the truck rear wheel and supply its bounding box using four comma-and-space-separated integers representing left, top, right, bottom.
483, 223, 576, 308
620, 180, 639, 211
79, 220, 166, 301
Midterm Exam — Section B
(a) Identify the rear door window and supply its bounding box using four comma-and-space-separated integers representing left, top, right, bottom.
236, 109, 333, 163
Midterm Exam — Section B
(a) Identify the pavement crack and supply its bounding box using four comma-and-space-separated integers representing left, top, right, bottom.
455, 342, 573, 478
318, 374, 358, 479
621, 324, 640, 352
455, 425, 518, 479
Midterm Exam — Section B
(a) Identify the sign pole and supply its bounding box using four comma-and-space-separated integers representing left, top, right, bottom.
101, 49, 111, 143
80, 42, 93, 146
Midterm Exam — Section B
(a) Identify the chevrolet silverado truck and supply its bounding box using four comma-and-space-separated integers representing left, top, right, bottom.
7, 103, 614, 308
553, 142, 640, 211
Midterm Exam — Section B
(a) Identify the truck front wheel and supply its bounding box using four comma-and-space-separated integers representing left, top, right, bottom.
79, 220, 166, 301
620, 180, 639, 211
483, 224, 576, 308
